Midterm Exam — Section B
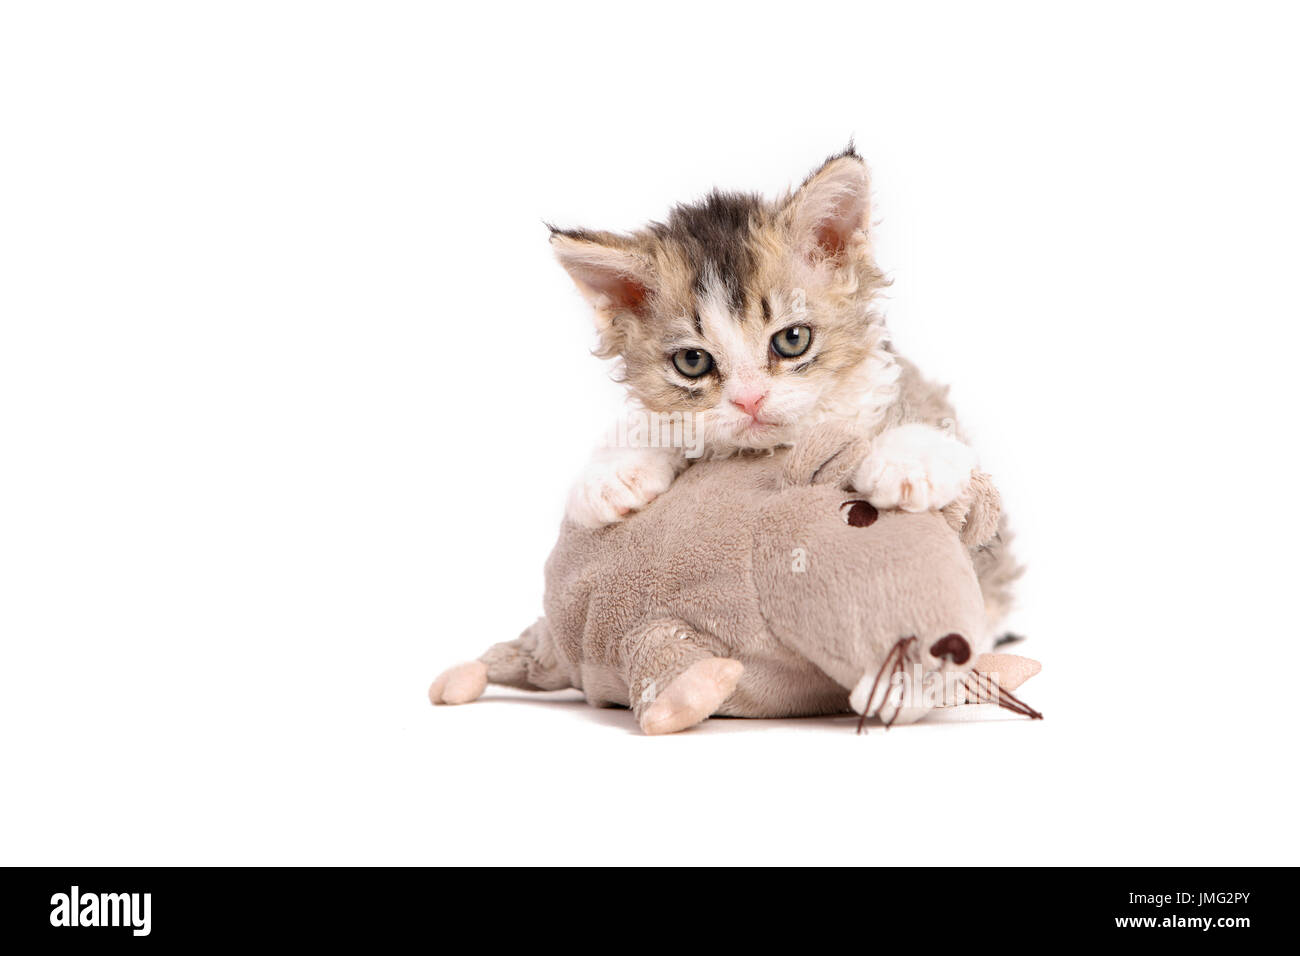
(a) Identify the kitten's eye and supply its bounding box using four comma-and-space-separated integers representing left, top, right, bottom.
772, 326, 812, 358
840, 500, 878, 527
672, 348, 714, 378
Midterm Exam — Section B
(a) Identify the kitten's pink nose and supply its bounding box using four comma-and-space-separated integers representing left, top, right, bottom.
731, 391, 767, 420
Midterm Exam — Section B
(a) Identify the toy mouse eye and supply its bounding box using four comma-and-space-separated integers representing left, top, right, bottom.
840, 500, 878, 527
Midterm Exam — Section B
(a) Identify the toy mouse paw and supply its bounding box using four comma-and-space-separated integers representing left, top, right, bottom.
428, 661, 488, 705
639, 657, 744, 735
565, 447, 680, 529
853, 424, 977, 513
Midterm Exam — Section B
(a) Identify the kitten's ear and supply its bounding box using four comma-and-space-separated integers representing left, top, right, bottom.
549, 228, 654, 318
783, 146, 872, 263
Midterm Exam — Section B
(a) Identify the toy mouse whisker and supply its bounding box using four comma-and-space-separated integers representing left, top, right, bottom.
968, 668, 1043, 720
856, 636, 917, 734
882, 645, 910, 729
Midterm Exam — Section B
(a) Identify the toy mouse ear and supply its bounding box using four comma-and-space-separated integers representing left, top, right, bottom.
781, 424, 868, 489
942, 472, 1002, 548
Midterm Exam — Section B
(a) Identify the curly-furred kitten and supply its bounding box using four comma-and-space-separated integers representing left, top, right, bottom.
551, 147, 984, 541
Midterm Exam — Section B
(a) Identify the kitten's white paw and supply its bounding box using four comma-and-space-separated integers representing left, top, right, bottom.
853, 424, 977, 513
565, 448, 680, 529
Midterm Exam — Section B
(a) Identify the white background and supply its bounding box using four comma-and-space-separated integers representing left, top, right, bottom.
2, 2, 1297, 866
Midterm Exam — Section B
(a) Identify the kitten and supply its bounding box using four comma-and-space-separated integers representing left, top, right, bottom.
550, 146, 981, 540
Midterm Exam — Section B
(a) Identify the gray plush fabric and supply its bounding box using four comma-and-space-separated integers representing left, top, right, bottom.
459, 425, 1001, 725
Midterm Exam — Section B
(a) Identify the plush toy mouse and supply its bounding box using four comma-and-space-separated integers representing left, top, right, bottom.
430, 425, 1040, 734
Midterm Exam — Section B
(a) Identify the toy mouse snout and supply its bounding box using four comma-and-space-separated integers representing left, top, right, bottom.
928, 633, 971, 665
